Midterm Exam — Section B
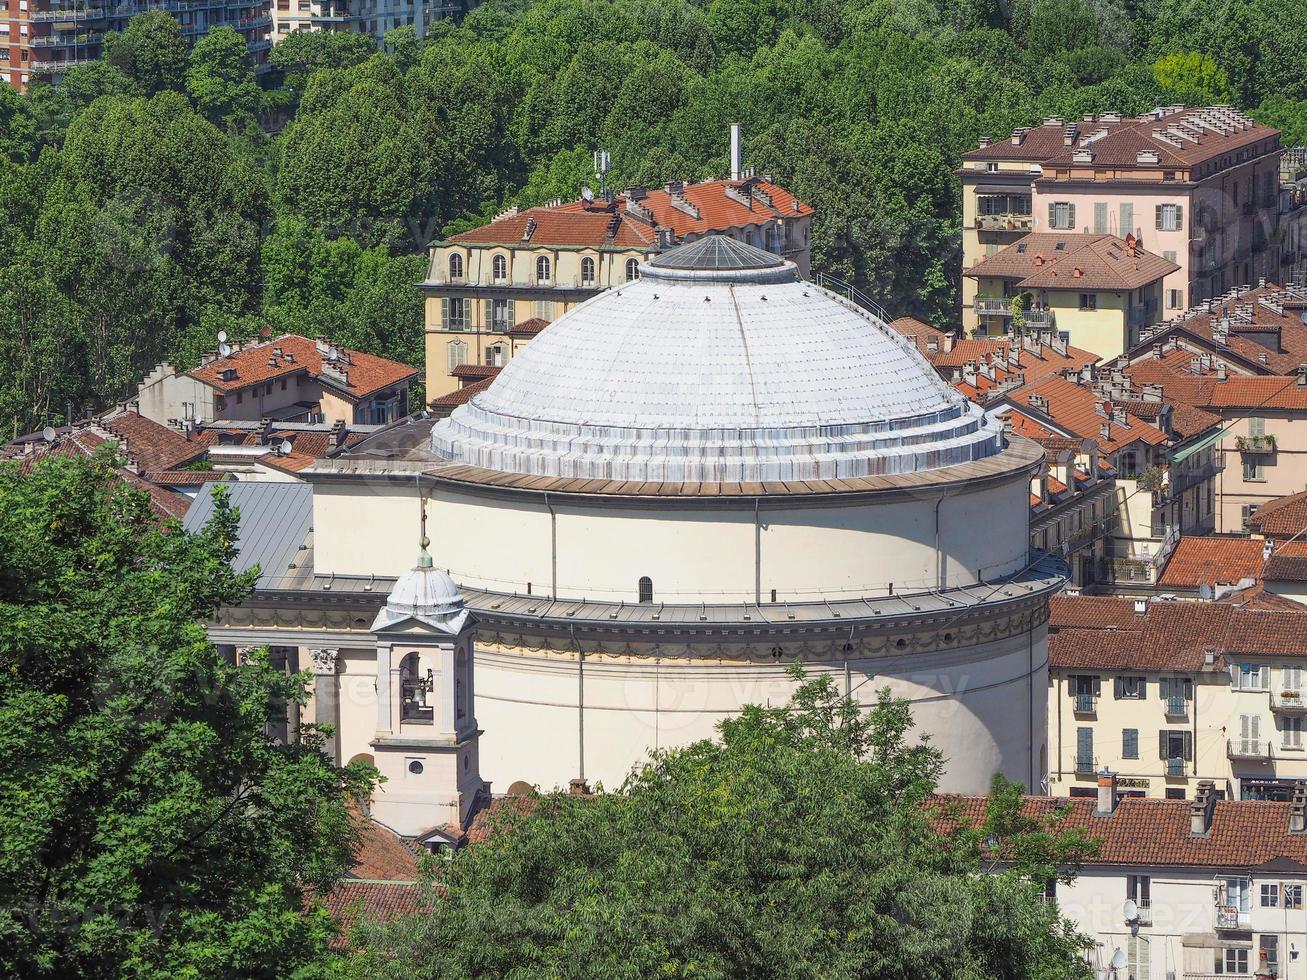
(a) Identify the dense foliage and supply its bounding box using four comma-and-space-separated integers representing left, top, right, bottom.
349, 666, 1098, 978
0, 452, 375, 978
1, 0, 1304, 434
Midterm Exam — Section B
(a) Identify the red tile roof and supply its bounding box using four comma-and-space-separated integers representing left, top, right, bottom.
190, 335, 417, 401
1049, 594, 1140, 630
1001, 374, 1168, 453
966, 233, 1178, 292
450, 364, 502, 380
452, 205, 655, 249
887, 316, 950, 354
509, 317, 549, 338
99, 411, 208, 473
144, 469, 231, 486
1157, 536, 1266, 589
430, 376, 493, 410
1250, 491, 1307, 539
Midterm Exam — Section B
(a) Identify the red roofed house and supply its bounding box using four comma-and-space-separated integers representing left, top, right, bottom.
960, 106, 1284, 331
422, 134, 813, 400
135, 335, 418, 429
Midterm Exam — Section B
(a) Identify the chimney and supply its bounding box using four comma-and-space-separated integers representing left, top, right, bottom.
257, 417, 274, 445
328, 419, 346, 450
568, 778, 591, 796
943, 333, 955, 353
1217, 362, 1228, 381
1133, 598, 1147, 615
978, 135, 992, 148
1095, 769, 1119, 816
1290, 784, 1307, 834
1297, 364, 1307, 387
730, 122, 742, 181
1190, 779, 1217, 835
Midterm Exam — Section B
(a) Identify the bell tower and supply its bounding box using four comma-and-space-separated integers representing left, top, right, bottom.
369, 535, 484, 837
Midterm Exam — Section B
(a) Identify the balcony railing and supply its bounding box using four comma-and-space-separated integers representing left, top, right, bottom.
1165, 696, 1188, 718
1234, 434, 1276, 453
1074, 755, 1096, 775
1214, 904, 1250, 930
1272, 691, 1307, 714
1166, 757, 1186, 777
976, 213, 1034, 232
1228, 738, 1271, 760
1134, 897, 1153, 926
1161, 458, 1225, 502
1073, 693, 1097, 715
29, 30, 103, 46
974, 298, 1056, 327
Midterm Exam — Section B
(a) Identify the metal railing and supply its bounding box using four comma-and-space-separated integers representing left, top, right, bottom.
1165, 696, 1188, 718
1272, 690, 1307, 714
975, 213, 1034, 232
1166, 757, 1186, 777
1227, 738, 1270, 760
1074, 693, 1097, 714
1135, 898, 1153, 926
1074, 755, 1096, 775
813, 272, 895, 325
1215, 904, 1249, 930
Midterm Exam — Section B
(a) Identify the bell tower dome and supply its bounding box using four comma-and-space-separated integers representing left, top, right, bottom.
369, 538, 485, 837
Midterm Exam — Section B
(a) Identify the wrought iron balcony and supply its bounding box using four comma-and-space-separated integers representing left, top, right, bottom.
1074, 754, 1096, 775
1134, 897, 1153, 926
1227, 738, 1271, 761
975, 213, 1034, 232
1166, 757, 1186, 777
1272, 690, 1307, 714
1164, 695, 1188, 718
1073, 692, 1097, 715
1215, 903, 1249, 930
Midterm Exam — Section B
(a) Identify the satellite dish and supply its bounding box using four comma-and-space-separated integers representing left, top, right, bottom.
41, 426, 56, 443
581, 185, 595, 202
218, 342, 232, 358
278, 439, 293, 456
1110, 948, 1128, 971
216, 330, 228, 343
1123, 899, 1138, 922
1199, 583, 1213, 600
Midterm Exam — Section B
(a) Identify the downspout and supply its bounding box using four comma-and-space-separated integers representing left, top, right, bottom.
572, 625, 584, 782
754, 497, 761, 605
935, 493, 945, 591
545, 491, 558, 599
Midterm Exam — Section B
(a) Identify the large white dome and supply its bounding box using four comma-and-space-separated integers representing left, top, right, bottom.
431, 236, 1003, 483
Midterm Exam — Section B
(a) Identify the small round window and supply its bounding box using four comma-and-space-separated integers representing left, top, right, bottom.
408, 760, 424, 776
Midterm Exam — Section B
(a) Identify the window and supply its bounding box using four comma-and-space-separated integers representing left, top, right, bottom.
492, 253, 507, 282
1233, 663, 1268, 691
441, 297, 469, 331
1078, 293, 1097, 311
1115, 676, 1146, 700
1250, 416, 1265, 439
535, 255, 551, 284
1163, 250, 1177, 263
1122, 728, 1139, 759
985, 162, 998, 173
580, 256, 595, 285
1260, 883, 1279, 907
638, 576, 653, 604
1156, 203, 1184, 231
1285, 716, 1305, 750
448, 252, 463, 280
1160, 676, 1193, 702
1120, 202, 1134, 237
1286, 884, 1303, 909
1237, 713, 1262, 755
491, 298, 514, 331
1048, 201, 1075, 230
1244, 458, 1266, 482
1126, 874, 1150, 904
625, 258, 640, 281
1160, 729, 1193, 762
1076, 726, 1093, 769
1070, 675, 1100, 697
534, 299, 553, 321
1166, 288, 1183, 309
1215, 947, 1248, 974
1222, 877, 1252, 914
1262, 935, 1280, 974
485, 344, 505, 367
1093, 201, 1108, 234
1127, 935, 1150, 979
446, 339, 467, 374
1283, 666, 1303, 694
1117, 451, 1139, 478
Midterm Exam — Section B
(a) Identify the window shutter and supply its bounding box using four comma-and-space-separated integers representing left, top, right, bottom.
1158, 730, 1168, 761
1183, 730, 1194, 760
508, 299, 515, 325
1048, 202, 1057, 229
1068, 203, 1076, 229
1114, 677, 1125, 699
1230, 664, 1240, 688
1184, 677, 1193, 699
1155, 204, 1163, 230
1175, 204, 1183, 230
1093, 675, 1101, 696
1138, 678, 1147, 699
441, 297, 449, 329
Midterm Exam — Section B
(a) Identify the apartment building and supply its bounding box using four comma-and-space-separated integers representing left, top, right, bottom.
134, 333, 416, 428
422, 175, 814, 400
949, 783, 1307, 979
1282, 147, 1307, 286
986, 373, 1223, 586
960, 107, 1283, 334
2, 0, 272, 92
270, 0, 463, 43
964, 232, 1176, 358
1048, 594, 1307, 802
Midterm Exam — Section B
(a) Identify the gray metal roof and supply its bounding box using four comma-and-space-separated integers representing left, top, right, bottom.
182, 481, 312, 588
648, 234, 783, 271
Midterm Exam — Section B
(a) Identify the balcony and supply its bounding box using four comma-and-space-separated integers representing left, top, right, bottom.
975, 213, 1034, 232
1227, 738, 1271, 761
974, 298, 1056, 328
1165, 696, 1189, 719
1073, 693, 1097, 715
1160, 458, 1225, 503
1074, 755, 1096, 775
29, 30, 102, 46
1272, 690, 1307, 714
1234, 434, 1276, 453
1214, 904, 1250, 930
1166, 757, 1186, 778
1134, 898, 1153, 926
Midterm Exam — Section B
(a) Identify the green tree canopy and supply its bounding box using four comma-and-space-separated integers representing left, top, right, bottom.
101, 11, 188, 97
185, 26, 262, 130
352, 666, 1094, 978
0, 452, 376, 977
1152, 51, 1233, 106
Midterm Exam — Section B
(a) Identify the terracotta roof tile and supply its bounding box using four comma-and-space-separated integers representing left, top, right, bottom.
1157, 536, 1266, 589
99, 411, 208, 473
430, 376, 493, 410
190, 335, 417, 401
1250, 491, 1307, 539
965, 233, 1178, 292
1001, 375, 1167, 453
450, 364, 502, 380
509, 317, 549, 338
1049, 594, 1141, 630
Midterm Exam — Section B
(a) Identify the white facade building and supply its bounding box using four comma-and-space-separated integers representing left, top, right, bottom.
201, 236, 1064, 825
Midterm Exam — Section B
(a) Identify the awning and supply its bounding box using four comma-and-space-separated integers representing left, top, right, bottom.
973, 184, 1032, 195
1170, 425, 1225, 463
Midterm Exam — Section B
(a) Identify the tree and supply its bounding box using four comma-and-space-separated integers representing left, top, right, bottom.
101, 11, 188, 97
353, 666, 1093, 978
1152, 51, 1233, 106
186, 26, 261, 131
0, 452, 376, 977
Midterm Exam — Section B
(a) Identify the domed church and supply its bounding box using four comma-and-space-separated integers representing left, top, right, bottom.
205, 235, 1063, 831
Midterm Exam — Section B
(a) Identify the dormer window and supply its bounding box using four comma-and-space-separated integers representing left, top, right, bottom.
492, 253, 507, 282
449, 252, 464, 281
626, 258, 639, 282
581, 256, 595, 285
536, 255, 551, 284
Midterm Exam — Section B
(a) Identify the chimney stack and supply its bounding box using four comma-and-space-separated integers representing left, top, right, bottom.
1190, 779, 1217, 835
1095, 769, 1119, 816
730, 123, 742, 181
1291, 784, 1307, 834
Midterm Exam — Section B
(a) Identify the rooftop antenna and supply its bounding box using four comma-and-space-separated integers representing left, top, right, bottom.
218, 342, 232, 358
593, 150, 610, 199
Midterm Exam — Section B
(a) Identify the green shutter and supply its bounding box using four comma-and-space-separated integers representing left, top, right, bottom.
1068, 203, 1076, 229
1175, 204, 1183, 230
441, 297, 449, 329
1048, 202, 1057, 229
1155, 205, 1163, 230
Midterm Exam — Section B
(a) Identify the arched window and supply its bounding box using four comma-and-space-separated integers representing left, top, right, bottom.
449, 252, 464, 281
580, 256, 595, 285
446, 339, 468, 374
625, 257, 639, 282
638, 576, 653, 603
536, 255, 551, 284
492, 253, 507, 282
